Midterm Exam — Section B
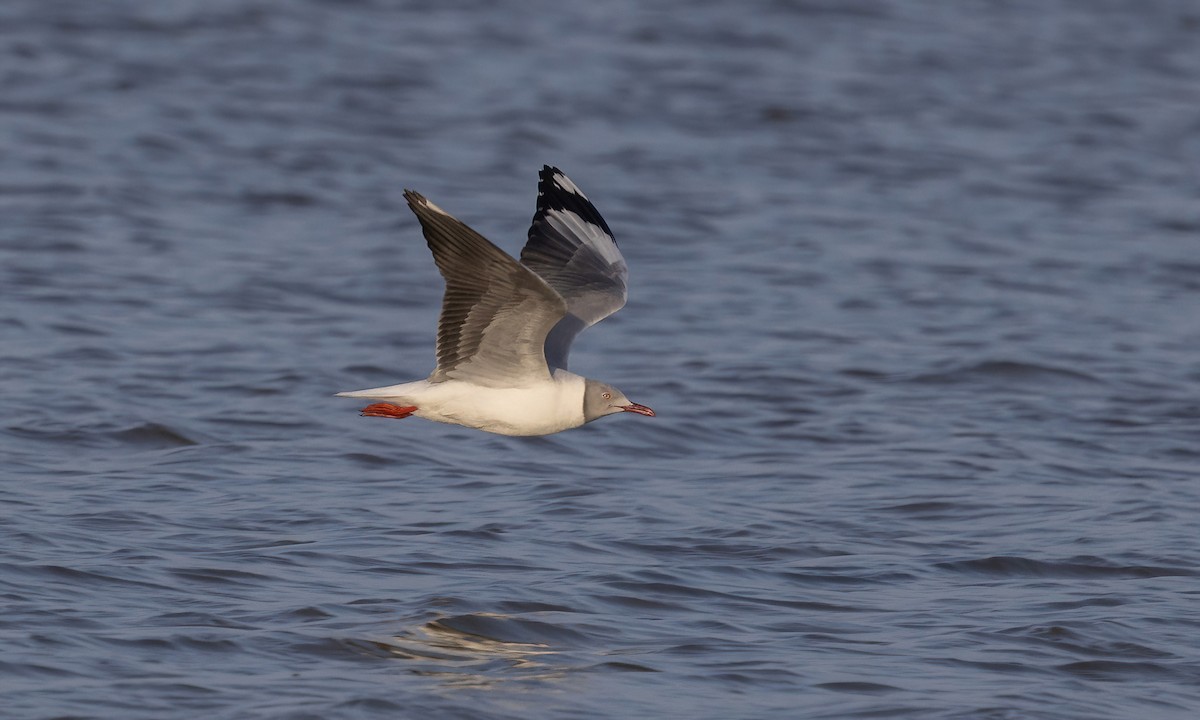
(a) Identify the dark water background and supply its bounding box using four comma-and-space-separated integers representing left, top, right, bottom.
4, 1, 1200, 718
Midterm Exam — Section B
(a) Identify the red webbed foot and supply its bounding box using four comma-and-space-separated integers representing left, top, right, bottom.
360, 403, 418, 419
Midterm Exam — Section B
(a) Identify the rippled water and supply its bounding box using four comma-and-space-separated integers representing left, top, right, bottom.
4, 1, 1200, 718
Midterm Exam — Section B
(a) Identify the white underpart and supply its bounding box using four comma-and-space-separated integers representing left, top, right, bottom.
545, 209, 622, 265
551, 172, 588, 199
337, 370, 587, 437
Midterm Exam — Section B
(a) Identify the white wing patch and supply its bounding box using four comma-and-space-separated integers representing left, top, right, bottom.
408, 192, 452, 216
544, 209, 623, 265
551, 172, 588, 199
422, 198, 450, 215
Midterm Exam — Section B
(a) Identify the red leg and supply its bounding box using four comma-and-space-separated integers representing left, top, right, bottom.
360, 403, 418, 419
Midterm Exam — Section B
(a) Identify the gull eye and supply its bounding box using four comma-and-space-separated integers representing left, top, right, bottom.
601, 391, 612, 400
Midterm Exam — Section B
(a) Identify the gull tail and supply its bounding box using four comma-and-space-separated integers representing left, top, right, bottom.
335, 380, 426, 401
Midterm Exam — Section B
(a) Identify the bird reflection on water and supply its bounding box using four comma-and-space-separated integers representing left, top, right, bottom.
359, 614, 569, 687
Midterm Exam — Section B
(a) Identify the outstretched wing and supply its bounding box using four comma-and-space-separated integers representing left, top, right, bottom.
405, 190, 568, 387
519, 166, 628, 370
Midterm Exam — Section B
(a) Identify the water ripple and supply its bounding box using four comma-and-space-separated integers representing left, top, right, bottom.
4, 1, 1200, 719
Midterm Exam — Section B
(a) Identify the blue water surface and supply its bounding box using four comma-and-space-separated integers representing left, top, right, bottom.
3, 1, 1199, 718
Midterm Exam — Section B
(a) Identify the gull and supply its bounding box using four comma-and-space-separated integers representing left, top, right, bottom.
337, 166, 654, 436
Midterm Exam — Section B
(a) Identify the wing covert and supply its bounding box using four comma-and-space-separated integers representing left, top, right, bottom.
405, 190, 567, 387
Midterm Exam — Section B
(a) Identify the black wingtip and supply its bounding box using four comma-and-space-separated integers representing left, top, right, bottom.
529, 167, 613, 240
539, 165, 567, 189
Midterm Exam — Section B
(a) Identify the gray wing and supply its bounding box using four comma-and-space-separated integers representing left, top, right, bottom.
519, 166, 628, 371
405, 190, 568, 387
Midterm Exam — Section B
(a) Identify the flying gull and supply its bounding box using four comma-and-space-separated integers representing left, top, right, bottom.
337, 166, 654, 436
